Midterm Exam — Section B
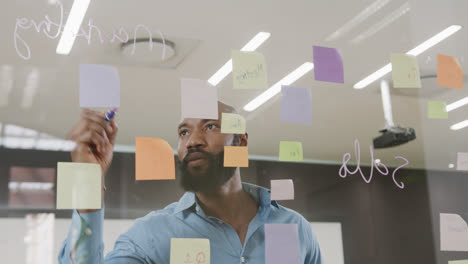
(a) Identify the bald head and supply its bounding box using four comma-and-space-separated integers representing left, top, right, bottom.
217, 101, 239, 119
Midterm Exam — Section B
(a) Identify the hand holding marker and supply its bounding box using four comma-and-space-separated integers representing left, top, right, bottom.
105, 108, 118, 122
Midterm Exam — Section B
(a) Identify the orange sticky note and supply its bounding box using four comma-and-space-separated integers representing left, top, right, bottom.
437, 54, 463, 90
224, 146, 249, 167
135, 137, 175, 180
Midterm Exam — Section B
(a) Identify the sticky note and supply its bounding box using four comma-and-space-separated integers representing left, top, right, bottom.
280, 85, 312, 125
437, 54, 463, 90
440, 213, 468, 251
279, 141, 303, 162
170, 238, 210, 264
56, 162, 101, 210
135, 137, 176, 180
313, 46, 344, 83
428, 101, 448, 119
449, 260, 468, 264
271, 179, 294, 200
224, 146, 248, 167
79, 64, 120, 107
457, 152, 468, 171
181, 78, 218, 120
390, 53, 421, 88
265, 224, 301, 264
221, 113, 246, 134
232, 50, 268, 89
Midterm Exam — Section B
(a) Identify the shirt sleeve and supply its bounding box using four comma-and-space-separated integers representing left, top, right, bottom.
58, 209, 151, 264
58, 209, 105, 264
302, 218, 324, 264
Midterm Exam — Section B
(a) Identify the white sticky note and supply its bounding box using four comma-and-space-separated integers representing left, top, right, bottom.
221, 113, 246, 134
170, 238, 210, 264
457, 152, 468, 171
271, 179, 294, 200
56, 162, 102, 210
440, 213, 468, 251
79, 64, 120, 107
181, 78, 218, 120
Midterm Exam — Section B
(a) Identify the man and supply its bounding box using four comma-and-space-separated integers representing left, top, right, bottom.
58, 101, 323, 263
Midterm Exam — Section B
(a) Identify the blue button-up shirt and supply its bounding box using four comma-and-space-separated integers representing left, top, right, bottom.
59, 183, 323, 263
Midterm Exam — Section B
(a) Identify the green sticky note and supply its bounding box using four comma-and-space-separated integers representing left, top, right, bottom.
279, 141, 303, 162
232, 50, 268, 89
449, 260, 468, 264
391, 53, 421, 88
170, 238, 210, 264
56, 162, 101, 210
221, 113, 246, 134
428, 101, 448, 119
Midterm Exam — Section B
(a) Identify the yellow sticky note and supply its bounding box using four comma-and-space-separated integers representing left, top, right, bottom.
232, 50, 268, 89
224, 146, 249, 167
391, 53, 421, 88
221, 113, 246, 134
170, 238, 210, 264
56, 162, 101, 210
438, 54, 463, 90
449, 260, 468, 264
279, 141, 303, 162
136, 137, 176, 180
428, 101, 448, 119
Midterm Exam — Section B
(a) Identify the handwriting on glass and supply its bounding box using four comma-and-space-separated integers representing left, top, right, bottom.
339, 139, 409, 189
184, 252, 207, 264
14, 2, 165, 60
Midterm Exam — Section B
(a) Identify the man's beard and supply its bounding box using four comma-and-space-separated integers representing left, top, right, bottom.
179, 149, 237, 193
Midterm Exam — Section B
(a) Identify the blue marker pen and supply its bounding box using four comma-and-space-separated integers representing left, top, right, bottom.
104, 108, 118, 121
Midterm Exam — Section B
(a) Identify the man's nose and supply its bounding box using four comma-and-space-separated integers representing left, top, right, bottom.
186, 130, 206, 149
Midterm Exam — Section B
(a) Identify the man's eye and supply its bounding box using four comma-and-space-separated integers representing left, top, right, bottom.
206, 124, 217, 130
179, 130, 188, 136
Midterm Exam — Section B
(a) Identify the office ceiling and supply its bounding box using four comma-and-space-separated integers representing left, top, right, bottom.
0, 0, 467, 171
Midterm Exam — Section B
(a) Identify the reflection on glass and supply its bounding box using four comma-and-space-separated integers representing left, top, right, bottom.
24, 213, 55, 264
8, 167, 56, 209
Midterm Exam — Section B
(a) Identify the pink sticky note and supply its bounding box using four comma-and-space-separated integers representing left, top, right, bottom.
457, 152, 468, 171
79, 64, 120, 108
270, 179, 294, 200
265, 224, 301, 264
313, 46, 344, 83
181, 78, 218, 120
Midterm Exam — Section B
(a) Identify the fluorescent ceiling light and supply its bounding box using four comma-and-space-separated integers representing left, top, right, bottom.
353, 25, 462, 89
56, 0, 91, 55
326, 0, 390, 42
243, 62, 314, 112
450, 120, 468, 131
207, 32, 271, 86
446, 96, 468, 112
351, 2, 411, 44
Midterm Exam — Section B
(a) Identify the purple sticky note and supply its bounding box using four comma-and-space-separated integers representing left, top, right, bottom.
280, 85, 312, 125
313, 46, 344, 83
79, 64, 120, 107
181, 78, 218, 120
265, 224, 301, 264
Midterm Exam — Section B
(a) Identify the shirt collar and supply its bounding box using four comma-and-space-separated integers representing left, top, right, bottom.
173, 182, 278, 216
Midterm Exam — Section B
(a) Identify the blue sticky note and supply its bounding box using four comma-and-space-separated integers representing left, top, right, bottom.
280, 85, 312, 125
265, 224, 301, 264
79, 64, 120, 108
313, 46, 344, 83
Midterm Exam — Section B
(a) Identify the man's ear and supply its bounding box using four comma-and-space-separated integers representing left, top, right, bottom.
240, 133, 248, 146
